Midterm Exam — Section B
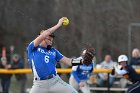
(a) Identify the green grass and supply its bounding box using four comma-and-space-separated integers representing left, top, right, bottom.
10, 74, 33, 93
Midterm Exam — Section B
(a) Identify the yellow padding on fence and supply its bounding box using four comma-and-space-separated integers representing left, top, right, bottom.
0, 69, 140, 74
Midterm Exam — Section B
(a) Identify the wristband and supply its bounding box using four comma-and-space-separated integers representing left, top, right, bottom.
71, 59, 82, 66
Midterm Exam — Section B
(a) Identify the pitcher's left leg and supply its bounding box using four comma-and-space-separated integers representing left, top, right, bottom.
49, 76, 78, 93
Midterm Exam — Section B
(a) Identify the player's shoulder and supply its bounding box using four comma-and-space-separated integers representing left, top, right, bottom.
126, 65, 133, 70
51, 48, 63, 54
50, 47, 56, 50
27, 41, 35, 50
125, 65, 136, 73
51, 47, 58, 52
28, 41, 33, 46
28, 41, 38, 48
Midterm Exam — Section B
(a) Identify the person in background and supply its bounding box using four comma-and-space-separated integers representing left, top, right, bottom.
0, 57, 12, 93
97, 54, 116, 87
69, 48, 95, 93
119, 48, 140, 88
11, 54, 27, 93
112, 55, 140, 93
130, 48, 140, 68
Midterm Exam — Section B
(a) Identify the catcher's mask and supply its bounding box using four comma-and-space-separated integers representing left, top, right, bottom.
83, 48, 96, 65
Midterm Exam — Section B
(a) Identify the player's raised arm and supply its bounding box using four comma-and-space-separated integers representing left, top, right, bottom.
33, 17, 66, 47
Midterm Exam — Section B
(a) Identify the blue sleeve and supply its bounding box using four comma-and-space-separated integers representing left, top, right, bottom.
72, 71, 81, 84
55, 49, 64, 61
27, 42, 35, 56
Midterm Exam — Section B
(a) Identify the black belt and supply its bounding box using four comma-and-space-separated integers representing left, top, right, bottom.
35, 73, 57, 80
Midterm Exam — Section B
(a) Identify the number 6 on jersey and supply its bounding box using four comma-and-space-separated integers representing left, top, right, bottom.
44, 55, 49, 63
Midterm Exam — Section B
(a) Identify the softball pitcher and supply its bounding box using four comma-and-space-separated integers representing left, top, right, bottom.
27, 17, 82, 93
69, 48, 95, 93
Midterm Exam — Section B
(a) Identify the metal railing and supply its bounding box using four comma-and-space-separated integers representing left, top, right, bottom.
0, 68, 112, 74
0, 68, 140, 74
0, 68, 139, 93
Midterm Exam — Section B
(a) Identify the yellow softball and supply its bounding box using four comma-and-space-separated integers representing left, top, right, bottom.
63, 18, 69, 26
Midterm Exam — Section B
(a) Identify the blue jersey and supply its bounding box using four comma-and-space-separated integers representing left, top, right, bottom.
71, 57, 94, 84
27, 42, 64, 79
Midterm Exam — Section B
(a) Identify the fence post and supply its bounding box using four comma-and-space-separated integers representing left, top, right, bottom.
107, 73, 110, 93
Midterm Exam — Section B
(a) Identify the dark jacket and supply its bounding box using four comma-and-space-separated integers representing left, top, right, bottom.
11, 59, 27, 80
130, 57, 140, 66
0, 63, 12, 80
126, 65, 140, 83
